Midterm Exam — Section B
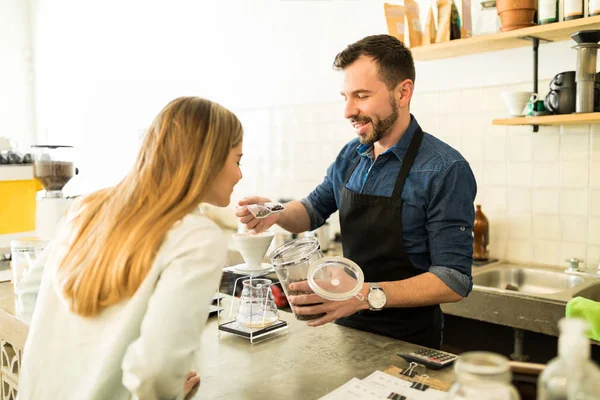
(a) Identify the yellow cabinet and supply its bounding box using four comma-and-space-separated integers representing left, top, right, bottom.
0, 166, 40, 235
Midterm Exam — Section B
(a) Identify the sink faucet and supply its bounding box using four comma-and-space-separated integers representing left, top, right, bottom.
565, 257, 583, 273
564, 257, 600, 278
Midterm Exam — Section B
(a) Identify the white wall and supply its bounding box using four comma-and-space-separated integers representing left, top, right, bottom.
6, 0, 599, 268
0, 0, 35, 150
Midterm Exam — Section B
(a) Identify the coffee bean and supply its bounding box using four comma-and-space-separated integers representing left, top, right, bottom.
287, 279, 325, 321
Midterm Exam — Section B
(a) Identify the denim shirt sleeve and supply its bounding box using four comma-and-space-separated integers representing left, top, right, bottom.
301, 162, 339, 231
427, 160, 477, 297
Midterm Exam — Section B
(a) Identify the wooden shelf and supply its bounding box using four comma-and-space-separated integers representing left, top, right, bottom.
493, 112, 600, 126
411, 16, 600, 61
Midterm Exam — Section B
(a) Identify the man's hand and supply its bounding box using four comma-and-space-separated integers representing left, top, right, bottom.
287, 281, 370, 327
235, 196, 280, 234
184, 370, 200, 400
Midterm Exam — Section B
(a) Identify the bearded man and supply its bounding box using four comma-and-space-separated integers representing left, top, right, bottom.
236, 34, 477, 349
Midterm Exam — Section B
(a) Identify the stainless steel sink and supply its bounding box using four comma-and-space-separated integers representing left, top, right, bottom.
473, 267, 585, 295
572, 282, 600, 302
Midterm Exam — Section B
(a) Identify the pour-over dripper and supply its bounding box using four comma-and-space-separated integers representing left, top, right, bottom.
235, 278, 279, 328
232, 231, 274, 271
31, 145, 75, 197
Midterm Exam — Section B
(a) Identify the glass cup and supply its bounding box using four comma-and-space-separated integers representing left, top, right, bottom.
10, 239, 46, 293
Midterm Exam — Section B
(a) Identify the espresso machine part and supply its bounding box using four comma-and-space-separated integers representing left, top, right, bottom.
571, 30, 600, 113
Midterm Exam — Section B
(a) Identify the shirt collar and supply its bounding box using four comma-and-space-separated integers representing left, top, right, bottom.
356, 114, 420, 161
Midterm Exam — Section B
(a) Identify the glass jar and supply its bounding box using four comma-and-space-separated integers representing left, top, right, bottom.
269, 237, 324, 321
447, 352, 520, 400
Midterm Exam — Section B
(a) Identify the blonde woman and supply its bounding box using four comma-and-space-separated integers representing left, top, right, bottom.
17, 97, 243, 400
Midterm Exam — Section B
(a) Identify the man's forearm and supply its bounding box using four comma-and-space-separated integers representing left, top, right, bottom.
377, 273, 463, 308
276, 200, 312, 233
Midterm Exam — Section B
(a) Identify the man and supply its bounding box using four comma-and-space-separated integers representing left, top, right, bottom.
236, 34, 476, 349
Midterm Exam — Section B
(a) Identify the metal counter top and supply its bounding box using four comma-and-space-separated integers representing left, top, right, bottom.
0, 283, 455, 399
197, 296, 455, 399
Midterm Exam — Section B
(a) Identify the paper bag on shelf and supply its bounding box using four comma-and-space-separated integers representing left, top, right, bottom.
461, 0, 472, 38
435, 0, 461, 43
384, 3, 406, 43
422, 3, 437, 45
405, 0, 423, 47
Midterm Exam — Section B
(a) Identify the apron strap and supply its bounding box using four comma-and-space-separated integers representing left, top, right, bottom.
343, 125, 424, 196
392, 127, 424, 199
342, 157, 361, 186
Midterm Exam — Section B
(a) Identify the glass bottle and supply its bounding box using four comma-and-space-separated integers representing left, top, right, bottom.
473, 205, 489, 261
537, 318, 600, 400
447, 351, 520, 399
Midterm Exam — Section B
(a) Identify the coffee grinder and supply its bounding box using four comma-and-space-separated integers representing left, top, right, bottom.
31, 145, 76, 242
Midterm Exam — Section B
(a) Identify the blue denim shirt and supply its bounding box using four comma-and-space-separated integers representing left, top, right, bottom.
300, 116, 477, 297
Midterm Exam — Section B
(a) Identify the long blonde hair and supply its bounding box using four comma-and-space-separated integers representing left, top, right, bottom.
57, 97, 243, 317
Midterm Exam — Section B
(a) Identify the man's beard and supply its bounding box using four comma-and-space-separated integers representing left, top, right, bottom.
352, 96, 399, 146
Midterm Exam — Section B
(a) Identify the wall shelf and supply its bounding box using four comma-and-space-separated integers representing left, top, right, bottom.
411, 16, 600, 61
0, 165, 33, 182
492, 112, 600, 126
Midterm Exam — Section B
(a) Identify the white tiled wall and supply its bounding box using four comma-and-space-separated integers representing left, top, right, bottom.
16, 0, 599, 268
232, 80, 600, 271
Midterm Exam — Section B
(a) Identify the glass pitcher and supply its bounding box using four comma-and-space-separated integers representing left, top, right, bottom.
447, 351, 520, 400
235, 278, 279, 328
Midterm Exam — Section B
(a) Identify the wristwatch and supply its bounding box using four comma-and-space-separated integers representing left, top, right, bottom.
367, 283, 387, 311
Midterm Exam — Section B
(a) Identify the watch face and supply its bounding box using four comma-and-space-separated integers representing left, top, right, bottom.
368, 289, 386, 309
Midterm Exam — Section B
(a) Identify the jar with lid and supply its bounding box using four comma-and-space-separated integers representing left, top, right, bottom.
590, 0, 600, 16
472, 1, 501, 36
538, 0, 559, 24
447, 351, 520, 399
563, 0, 584, 20
269, 237, 324, 321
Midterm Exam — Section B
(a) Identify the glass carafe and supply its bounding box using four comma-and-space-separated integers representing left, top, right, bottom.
447, 352, 520, 400
235, 278, 279, 328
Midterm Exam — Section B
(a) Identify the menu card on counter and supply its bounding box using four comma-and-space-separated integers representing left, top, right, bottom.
319, 370, 447, 400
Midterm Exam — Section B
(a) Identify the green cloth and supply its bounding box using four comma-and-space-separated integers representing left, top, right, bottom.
566, 296, 600, 342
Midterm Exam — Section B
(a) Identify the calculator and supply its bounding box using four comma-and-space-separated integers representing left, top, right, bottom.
397, 348, 458, 370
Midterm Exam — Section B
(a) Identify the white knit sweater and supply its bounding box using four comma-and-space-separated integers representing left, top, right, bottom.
16, 208, 226, 400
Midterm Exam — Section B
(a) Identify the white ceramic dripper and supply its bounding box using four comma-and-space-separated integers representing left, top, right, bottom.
232, 231, 275, 270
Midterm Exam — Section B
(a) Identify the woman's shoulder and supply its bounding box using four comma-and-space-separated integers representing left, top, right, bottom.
163, 208, 227, 252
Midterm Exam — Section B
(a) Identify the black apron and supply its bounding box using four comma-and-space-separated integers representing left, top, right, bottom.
335, 126, 443, 349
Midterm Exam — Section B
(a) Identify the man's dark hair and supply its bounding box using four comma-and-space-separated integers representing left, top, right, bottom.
333, 34, 416, 90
